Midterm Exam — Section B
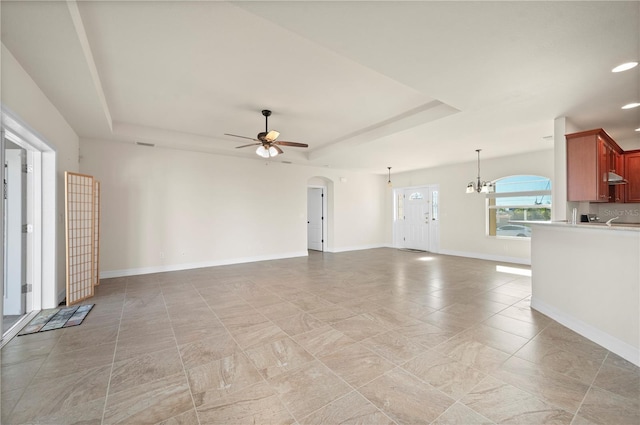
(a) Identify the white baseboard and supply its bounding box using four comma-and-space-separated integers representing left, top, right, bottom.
438, 249, 531, 265
325, 244, 387, 253
99, 250, 309, 279
531, 296, 639, 367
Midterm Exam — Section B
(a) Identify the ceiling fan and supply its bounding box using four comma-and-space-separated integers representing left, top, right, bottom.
225, 110, 308, 158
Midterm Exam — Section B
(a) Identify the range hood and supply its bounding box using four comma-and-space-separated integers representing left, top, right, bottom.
607, 172, 628, 185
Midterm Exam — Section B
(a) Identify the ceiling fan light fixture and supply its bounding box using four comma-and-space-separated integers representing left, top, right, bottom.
387, 167, 392, 187
256, 145, 270, 158
621, 102, 640, 109
612, 62, 638, 72
466, 183, 475, 194
228, 109, 307, 156
256, 145, 279, 158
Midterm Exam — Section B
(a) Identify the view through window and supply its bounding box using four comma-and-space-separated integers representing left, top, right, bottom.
488, 175, 551, 237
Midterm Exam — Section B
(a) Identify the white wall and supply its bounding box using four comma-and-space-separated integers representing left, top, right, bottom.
79, 139, 387, 277
531, 224, 639, 366
387, 149, 554, 264
1, 44, 80, 307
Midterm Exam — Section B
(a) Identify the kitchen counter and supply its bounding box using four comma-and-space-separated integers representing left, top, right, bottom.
532, 221, 640, 231
577, 222, 640, 230
530, 223, 639, 366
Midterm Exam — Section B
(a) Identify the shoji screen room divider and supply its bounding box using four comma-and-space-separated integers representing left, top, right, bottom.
64, 172, 101, 305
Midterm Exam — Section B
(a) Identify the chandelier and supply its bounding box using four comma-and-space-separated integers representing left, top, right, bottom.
466, 149, 494, 193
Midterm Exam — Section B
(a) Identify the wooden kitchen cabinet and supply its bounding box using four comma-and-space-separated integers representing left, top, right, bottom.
625, 150, 640, 202
566, 128, 623, 202
613, 151, 625, 202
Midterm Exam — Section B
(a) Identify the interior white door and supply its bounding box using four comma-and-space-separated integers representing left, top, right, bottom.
307, 187, 323, 251
402, 188, 429, 251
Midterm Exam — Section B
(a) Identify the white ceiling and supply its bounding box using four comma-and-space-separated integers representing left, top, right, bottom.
2, 1, 639, 174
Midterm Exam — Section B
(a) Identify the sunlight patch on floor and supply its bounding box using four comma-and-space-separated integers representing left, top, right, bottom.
496, 265, 531, 277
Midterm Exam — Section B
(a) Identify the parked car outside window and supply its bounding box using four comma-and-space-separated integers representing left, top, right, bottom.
496, 224, 532, 237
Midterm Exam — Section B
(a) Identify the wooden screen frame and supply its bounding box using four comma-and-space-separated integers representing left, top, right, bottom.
93, 180, 101, 286
65, 172, 95, 305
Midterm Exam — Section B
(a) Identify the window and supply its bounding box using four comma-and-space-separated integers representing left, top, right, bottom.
395, 192, 404, 221
432, 190, 439, 221
487, 175, 551, 237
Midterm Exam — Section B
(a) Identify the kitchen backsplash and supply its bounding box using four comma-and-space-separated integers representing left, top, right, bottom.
589, 203, 640, 224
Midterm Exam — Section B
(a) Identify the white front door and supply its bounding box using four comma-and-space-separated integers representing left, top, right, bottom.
403, 188, 429, 250
307, 187, 323, 251
397, 186, 439, 252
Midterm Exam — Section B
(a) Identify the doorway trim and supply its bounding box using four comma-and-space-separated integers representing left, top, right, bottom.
307, 184, 327, 252
1, 106, 56, 345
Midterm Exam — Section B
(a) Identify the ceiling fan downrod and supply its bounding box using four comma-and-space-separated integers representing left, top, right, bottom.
262, 109, 271, 132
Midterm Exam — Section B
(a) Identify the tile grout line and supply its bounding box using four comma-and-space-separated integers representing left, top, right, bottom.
1, 325, 65, 422
238, 284, 338, 424
193, 280, 302, 424
239, 284, 400, 424
160, 281, 205, 425
485, 347, 592, 419
428, 400, 496, 425
289, 343, 399, 425
569, 351, 609, 425
7, 251, 636, 424
100, 283, 128, 425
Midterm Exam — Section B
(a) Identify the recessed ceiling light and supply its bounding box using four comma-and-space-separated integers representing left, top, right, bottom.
622, 102, 640, 109
636, 127, 640, 132
612, 62, 638, 72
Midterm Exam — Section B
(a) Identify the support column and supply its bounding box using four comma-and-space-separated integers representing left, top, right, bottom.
553, 116, 578, 221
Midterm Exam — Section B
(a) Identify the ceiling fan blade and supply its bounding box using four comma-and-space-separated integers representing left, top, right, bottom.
274, 141, 308, 148
273, 145, 284, 155
265, 130, 280, 142
224, 133, 259, 142
235, 143, 260, 149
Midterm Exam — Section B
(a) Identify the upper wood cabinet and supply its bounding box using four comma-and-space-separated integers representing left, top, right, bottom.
566, 128, 623, 202
613, 150, 625, 202
625, 150, 640, 203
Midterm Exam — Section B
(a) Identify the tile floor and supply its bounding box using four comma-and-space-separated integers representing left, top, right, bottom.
1, 248, 638, 424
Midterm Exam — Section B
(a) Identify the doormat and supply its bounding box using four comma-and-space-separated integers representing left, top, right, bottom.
18, 304, 94, 336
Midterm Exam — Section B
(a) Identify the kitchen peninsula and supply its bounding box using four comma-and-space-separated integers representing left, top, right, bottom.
530, 222, 639, 366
